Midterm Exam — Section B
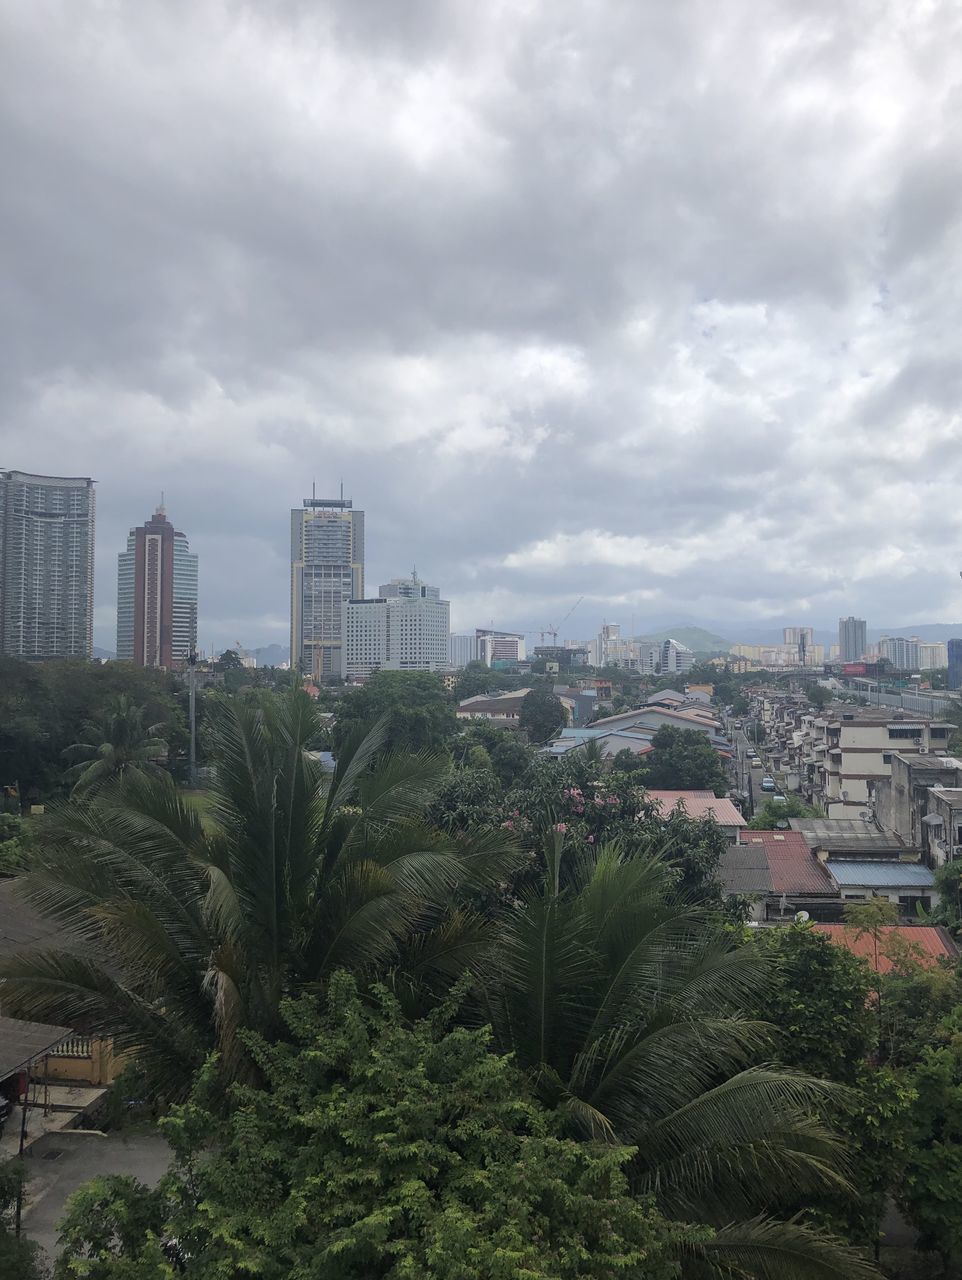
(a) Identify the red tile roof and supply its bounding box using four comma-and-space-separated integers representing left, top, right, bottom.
811, 924, 958, 972
646, 790, 746, 827
738, 831, 834, 894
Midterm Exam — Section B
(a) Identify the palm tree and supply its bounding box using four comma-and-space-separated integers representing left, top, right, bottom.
63, 694, 170, 794
473, 835, 880, 1279
1, 688, 518, 1093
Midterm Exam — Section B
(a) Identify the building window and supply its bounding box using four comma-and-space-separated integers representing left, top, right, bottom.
882, 753, 892, 764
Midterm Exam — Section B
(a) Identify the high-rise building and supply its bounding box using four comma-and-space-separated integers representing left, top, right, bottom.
783, 627, 815, 647
919, 642, 948, 671
342, 575, 450, 679
476, 628, 525, 666
661, 637, 695, 673
0, 470, 96, 659
116, 505, 198, 667
449, 634, 478, 668
838, 616, 867, 663
290, 496, 364, 678
949, 639, 962, 691
879, 636, 921, 670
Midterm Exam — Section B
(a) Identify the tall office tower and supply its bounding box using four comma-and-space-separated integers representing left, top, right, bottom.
838, 616, 867, 663
116, 505, 198, 667
948, 639, 962, 691
342, 576, 450, 679
0, 470, 96, 659
661, 637, 695, 673
290, 495, 364, 678
449, 634, 478, 668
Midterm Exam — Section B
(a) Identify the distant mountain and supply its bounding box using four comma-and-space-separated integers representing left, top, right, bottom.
870, 624, 962, 642
634, 626, 731, 654
252, 643, 289, 667
93, 646, 116, 660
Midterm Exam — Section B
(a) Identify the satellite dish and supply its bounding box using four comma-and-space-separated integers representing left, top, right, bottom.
795, 910, 810, 923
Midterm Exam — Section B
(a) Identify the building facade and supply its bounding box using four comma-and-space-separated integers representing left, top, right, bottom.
476, 628, 525, 666
449, 634, 478, 668
879, 636, 920, 670
116, 506, 198, 667
838, 616, 867, 663
949, 639, 962, 690
0, 470, 96, 659
290, 497, 364, 679
341, 576, 449, 679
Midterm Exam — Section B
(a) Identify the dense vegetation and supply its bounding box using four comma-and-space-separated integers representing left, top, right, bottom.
3, 660, 962, 1277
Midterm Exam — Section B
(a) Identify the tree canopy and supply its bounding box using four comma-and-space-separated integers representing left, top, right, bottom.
332, 671, 457, 753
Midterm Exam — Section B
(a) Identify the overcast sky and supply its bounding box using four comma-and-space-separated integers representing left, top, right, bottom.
4, 0, 962, 652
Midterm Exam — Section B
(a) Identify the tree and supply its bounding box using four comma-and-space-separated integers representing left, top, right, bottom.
214, 648, 244, 671
899, 1009, 962, 1274
641, 725, 729, 796
473, 836, 879, 1278
0, 1161, 42, 1280
55, 976, 693, 1280
53, 1174, 170, 1279
428, 767, 502, 833
0, 689, 518, 1094
518, 688, 566, 744
63, 694, 169, 794
748, 796, 821, 829
808, 686, 832, 711
332, 671, 457, 754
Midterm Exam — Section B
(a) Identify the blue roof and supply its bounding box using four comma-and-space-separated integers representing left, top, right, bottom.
827, 861, 935, 888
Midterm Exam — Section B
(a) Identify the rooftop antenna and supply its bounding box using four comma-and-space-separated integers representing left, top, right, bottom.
340, 479, 344, 502
312, 479, 316, 501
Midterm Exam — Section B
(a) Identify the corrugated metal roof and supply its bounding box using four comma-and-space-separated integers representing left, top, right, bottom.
812, 924, 957, 972
826, 861, 935, 887
720, 844, 772, 895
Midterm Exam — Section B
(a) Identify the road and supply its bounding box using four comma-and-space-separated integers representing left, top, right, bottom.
725, 723, 771, 818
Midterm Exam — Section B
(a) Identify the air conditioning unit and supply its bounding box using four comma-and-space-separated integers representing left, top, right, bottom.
914, 737, 923, 745
918, 746, 930, 754
953, 845, 962, 859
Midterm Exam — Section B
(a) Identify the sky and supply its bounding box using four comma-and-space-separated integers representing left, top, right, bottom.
4, 0, 962, 654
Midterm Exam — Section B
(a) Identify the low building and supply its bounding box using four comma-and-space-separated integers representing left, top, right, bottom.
644, 790, 746, 843
811, 923, 957, 972
545, 727, 655, 759
456, 689, 532, 728
720, 831, 840, 923
824, 860, 936, 915
872, 752, 962, 851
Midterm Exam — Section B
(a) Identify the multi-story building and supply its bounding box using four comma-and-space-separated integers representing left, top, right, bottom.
476, 628, 525, 666
0, 470, 96, 659
949, 639, 962, 690
290, 496, 364, 679
838, 616, 867, 663
879, 636, 921, 670
116, 505, 198, 667
449, 634, 478, 668
775, 704, 953, 817
341, 575, 449, 679
661, 637, 695, 673
919, 642, 948, 670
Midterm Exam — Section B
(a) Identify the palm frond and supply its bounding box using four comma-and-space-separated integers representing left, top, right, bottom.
681, 1214, 881, 1279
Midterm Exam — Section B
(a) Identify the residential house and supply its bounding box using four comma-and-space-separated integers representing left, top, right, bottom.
719, 831, 840, 923
645, 789, 746, 843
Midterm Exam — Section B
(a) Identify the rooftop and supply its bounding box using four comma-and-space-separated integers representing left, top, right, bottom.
825, 861, 935, 888
645, 790, 746, 827
811, 924, 957, 972
721, 832, 835, 897
789, 818, 910, 858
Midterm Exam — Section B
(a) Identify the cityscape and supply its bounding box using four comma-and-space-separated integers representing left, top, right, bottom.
4, 2, 962, 1278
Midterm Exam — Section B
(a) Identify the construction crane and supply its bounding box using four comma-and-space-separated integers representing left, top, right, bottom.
540, 596, 584, 646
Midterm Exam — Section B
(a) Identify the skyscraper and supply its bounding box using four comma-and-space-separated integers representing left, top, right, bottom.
290, 496, 364, 678
0, 470, 96, 659
838, 616, 867, 663
948, 639, 962, 691
341, 574, 450, 679
116, 505, 198, 667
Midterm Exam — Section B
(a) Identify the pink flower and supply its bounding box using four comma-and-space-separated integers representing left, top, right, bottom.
594, 796, 604, 806
587, 834, 595, 843
501, 820, 515, 830
553, 822, 567, 833
607, 795, 619, 805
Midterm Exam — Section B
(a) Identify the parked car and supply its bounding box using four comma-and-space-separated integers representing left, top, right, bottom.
750, 758, 762, 769
761, 776, 776, 791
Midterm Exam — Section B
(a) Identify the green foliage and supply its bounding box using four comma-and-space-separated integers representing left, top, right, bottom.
518, 688, 566, 744
933, 858, 962, 929
428, 767, 503, 833
58, 976, 693, 1279
0, 657, 187, 803
0, 689, 518, 1094
0, 1161, 42, 1280
748, 797, 821, 829
333, 671, 457, 753
899, 1011, 962, 1269
641, 725, 729, 796
54, 1175, 170, 1279
214, 648, 244, 671
63, 694, 170, 794
748, 924, 874, 1083
0, 813, 27, 874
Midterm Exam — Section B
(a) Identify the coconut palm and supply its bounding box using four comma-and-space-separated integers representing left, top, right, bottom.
63, 694, 169, 794
1, 688, 518, 1093
473, 835, 879, 1279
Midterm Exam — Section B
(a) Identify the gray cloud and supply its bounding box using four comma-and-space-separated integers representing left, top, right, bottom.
3, 0, 962, 652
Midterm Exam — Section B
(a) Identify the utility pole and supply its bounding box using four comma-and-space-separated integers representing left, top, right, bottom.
188, 647, 197, 788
